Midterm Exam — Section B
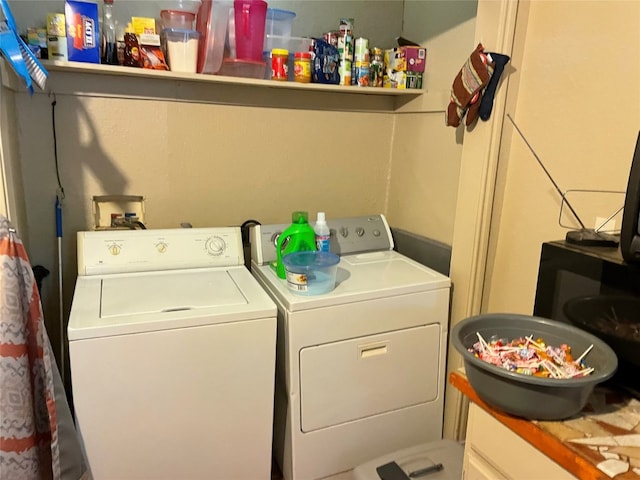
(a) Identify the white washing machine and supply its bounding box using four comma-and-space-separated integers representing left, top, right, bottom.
68, 227, 277, 480
250, 214, 451, 480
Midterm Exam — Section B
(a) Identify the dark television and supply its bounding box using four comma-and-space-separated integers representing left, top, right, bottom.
620, 131, 640, 264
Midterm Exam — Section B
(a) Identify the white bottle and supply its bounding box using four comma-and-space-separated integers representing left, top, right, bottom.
314, 212, 330, 252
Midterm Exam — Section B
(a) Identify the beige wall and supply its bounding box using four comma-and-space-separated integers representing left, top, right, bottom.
483, 0, 640, 315
442, 0, 640, 440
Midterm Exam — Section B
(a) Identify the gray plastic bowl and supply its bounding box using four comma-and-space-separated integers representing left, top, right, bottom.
452, 313, 618, 420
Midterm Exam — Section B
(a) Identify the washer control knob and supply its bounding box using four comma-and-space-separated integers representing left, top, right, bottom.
373, 229, 381, 237
156, 242, 168, 253
340, 226, 349, 238
205, 236, 226, 256
356, 227, 365, 237
108, 243, 121, 255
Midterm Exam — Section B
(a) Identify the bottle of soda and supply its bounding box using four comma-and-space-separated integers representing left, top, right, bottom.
101, 0, 119, 65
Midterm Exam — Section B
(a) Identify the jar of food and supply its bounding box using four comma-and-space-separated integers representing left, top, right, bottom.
271, 48, 289, 81
293, 51, 312, 83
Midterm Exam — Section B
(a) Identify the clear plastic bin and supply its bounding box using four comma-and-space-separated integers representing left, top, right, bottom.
196, 0, 231, 74
264, 8, 295, 39
262, 35, 313, 80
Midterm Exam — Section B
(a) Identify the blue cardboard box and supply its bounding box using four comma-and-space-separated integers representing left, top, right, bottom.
65, 0, 99, 63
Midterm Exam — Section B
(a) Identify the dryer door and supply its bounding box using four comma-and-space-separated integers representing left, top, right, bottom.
299, 324, 441, 432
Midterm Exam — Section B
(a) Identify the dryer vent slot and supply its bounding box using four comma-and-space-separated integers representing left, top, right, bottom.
162, 307, 194, 312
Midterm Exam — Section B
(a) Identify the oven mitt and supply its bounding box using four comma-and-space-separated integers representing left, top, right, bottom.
446, 44, 494, 128
479, 53, 511, 121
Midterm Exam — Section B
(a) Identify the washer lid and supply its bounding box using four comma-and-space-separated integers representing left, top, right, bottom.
101, 269, 245, 316
68, 266, 276, 340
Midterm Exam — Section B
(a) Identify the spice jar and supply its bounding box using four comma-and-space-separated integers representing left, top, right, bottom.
293, 51, 312, 83
271, 48, 289, 81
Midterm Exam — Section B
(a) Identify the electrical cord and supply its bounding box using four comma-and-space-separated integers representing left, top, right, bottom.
51, 92, 64, 200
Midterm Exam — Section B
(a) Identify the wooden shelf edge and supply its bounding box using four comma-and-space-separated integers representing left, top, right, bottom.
449, 371, 608, 480
39, 60, 426, 97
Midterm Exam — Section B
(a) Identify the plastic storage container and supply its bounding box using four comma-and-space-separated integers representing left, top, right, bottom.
264, 8, 295, 41
158, 0, 202, 14
161, 10, 196, 29
262, 35, 313, 80
164, 28, 200, 72
217, 58, 266, 78
196, 0, 230, 73
283, 251, 340, 296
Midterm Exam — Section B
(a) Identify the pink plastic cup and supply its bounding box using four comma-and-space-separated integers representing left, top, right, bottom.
233, 0, 267, 61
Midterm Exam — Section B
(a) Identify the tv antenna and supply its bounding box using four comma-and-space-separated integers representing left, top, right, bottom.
506, 114, 619, 247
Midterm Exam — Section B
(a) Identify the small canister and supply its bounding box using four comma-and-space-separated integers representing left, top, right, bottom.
370, 47, 384, 87
356, 61, 370, 86
271, 48, 289, 81
339, 60, 352, 86
294, 51, 312, 83
354, 37, 369, 63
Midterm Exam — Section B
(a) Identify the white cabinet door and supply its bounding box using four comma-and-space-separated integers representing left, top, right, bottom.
463, 403, 577, 480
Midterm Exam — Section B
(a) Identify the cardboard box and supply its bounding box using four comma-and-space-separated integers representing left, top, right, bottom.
384, 46, 427, 73
383, 71, 423, 89
132, 17, 157, 35
65, 0, 99, 63
48, 36, 68, 61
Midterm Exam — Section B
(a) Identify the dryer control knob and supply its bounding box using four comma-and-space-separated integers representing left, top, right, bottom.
156, 242, 168, 253
108, 244, 121, 255
205, 236, 226, 256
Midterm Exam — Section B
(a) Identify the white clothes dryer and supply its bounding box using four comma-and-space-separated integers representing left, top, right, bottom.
68, 227, 277, 480
250, 214, 451, 480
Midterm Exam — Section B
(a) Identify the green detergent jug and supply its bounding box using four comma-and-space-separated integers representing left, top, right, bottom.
274, 211, 317, 279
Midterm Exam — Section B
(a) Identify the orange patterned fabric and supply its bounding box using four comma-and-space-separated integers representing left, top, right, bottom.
0, 215, 60, 479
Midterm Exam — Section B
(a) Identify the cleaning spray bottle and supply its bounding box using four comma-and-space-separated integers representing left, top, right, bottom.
314, 212, 330, 252
275, 211, 317, 279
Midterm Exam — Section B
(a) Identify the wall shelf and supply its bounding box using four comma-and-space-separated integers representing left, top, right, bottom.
0, 59, 427, 112
43, 60, 425, 97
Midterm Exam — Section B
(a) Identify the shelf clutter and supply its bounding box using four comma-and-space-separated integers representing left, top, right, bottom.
20, 0, 427, 96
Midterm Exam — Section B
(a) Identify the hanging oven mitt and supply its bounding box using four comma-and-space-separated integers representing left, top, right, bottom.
0, 0, 48, 94
446, 43, 494, 128
479, 52, 511, 121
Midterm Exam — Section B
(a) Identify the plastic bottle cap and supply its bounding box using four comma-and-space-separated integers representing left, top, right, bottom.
317, 212, 326, 222
272, 48, 289, 56
295, 51, 311, 59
